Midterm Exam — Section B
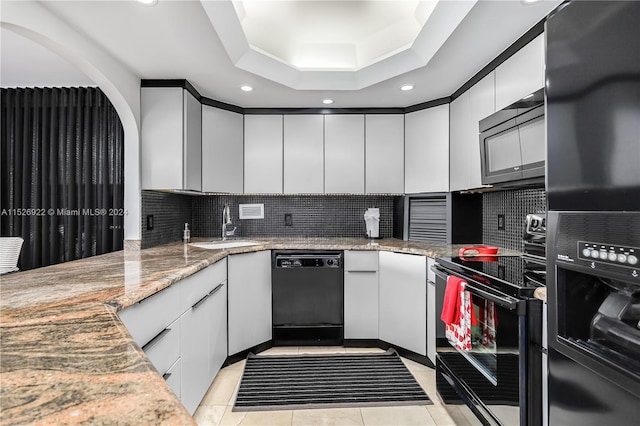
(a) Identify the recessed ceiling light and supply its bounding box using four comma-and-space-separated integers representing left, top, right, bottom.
521, 0, 542, 4
400, 85, 414, 91
240, 85, 253, 92
138, 0, 157, 5
322, 99, 334, 105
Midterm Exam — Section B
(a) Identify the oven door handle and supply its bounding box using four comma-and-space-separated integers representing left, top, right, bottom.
463, 281, 518, 309
433, 264, 519, 309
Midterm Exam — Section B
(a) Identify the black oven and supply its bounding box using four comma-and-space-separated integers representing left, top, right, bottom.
433, 256, 542, 426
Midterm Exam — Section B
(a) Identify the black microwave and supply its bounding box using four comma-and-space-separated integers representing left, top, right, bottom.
479, 89, 545, 186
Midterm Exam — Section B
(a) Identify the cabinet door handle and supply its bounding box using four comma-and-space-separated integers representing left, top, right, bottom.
209, 283, 224, 296
162, 372, 172, 380
141, 328, 171, 352
192, 292, 212, 310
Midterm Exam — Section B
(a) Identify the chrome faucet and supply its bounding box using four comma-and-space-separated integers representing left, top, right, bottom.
222, 204, 236, 241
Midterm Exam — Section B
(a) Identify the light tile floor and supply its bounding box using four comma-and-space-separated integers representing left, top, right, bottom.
194, 346, 482, 426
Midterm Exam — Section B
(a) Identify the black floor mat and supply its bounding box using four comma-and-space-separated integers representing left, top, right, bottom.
233, 349, 431, 411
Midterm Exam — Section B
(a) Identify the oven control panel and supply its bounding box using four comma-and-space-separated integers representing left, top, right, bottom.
578, 241, 639, 267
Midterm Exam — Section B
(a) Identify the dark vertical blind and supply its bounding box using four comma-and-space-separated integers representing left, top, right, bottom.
1, 87, 124, 271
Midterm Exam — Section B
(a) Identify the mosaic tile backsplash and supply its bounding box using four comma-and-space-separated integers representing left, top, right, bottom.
141, 191, 192, 249
191, 195, 397, 239
482, 187, 547, 251
142, 188, 546, 252
142, 191, 398, 248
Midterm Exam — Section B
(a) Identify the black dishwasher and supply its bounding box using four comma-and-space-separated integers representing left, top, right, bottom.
272, 251, 344, 345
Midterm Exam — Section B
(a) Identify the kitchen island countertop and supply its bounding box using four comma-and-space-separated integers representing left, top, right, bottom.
0, 238, 519, 424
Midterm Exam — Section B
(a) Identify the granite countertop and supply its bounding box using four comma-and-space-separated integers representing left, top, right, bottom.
0, 238, 518, 424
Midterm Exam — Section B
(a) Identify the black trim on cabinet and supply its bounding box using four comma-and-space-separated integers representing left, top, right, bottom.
344, 339, 435, 369
343, 339, 380, 348
141, 79, 190, 88
223, 340, 274, 367
141, 15, 551, 116
450, 18, 546, 102
142, 79, 244, 114
244, 107, 406, 115
141, 79, 201, 101
405, 97, 451, 114
201, 97, 244, 114
222, 339, 435, 369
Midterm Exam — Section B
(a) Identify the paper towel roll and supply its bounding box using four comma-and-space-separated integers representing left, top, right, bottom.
364, 208, 380, 238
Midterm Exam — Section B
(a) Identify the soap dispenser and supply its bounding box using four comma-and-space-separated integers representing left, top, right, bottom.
183, 223, 191, 243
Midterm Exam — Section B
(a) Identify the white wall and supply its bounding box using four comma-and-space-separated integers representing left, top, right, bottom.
1, 1, 142, 243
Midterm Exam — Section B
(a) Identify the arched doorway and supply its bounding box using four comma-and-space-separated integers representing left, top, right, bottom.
1, 1, 143, 266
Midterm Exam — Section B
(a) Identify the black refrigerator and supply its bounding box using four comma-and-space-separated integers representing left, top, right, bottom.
545, 1, 640, 425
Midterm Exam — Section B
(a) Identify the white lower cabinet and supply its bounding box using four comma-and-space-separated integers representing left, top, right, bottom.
228, 250, 272, 355
180, 295, 210, 414
379, 251, 427, 355
118, 259, 228, 416
118, 248, 439, 414
208, 281, 227, 378
344, 251, 379, 339
118, 283, 181, 349
164, 358, 182, 399
143, 317, 181, 382
180, 263, 228, 415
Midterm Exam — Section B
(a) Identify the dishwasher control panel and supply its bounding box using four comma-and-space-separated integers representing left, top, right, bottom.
274, 252, 342, 268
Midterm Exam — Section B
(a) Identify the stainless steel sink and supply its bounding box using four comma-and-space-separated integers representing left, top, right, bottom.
190, 240, 260, 250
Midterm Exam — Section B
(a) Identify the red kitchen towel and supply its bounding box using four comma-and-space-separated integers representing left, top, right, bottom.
441, 275, 466, 325
470, 294, 478, 326
445, 286, 473, 351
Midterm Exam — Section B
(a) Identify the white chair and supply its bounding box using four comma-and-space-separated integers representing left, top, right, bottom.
0, 237, 24, 275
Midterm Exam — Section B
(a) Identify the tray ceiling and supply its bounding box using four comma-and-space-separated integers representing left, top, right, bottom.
204, 0, 477, 90
2, 0, 562, 108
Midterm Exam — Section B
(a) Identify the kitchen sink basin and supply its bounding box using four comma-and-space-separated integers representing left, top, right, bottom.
190, 240, 260, 250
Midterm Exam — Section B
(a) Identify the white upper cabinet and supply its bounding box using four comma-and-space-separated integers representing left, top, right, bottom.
365, 114, 404, 194
449, 91, 471, 192
450, 72, 495, 192
470, 71, 497, 127
141, 87, 202, 191
495, 34, 545, 111
325, 114, 365, 193
404, 104, 450, 193
184, 91, 202, 191
468, 72, 496, 188
244, 115, 283, 193
202, 105, 243, 193
283, 115, 324, 194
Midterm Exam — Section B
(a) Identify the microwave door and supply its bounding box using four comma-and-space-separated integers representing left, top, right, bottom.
518, 114, 546, 179
481, 124, 524, 185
